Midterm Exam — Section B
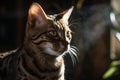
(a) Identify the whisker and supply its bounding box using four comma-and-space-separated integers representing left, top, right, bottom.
69, 22, 80, 27
69, 50, 77, 65
70, 48, 79, 62
71, 46, 80, 53
70, 18, 81, 23
69, 50, 76, 65
64, 46, 80, 66
67, 46, 80, 65
69, 18, 81, 27
70, 48, 78, 57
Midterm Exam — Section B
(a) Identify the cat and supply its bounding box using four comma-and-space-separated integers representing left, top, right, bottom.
0, 2, 74, 80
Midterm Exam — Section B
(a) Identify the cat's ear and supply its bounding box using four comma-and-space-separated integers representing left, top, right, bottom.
28, 3, 47, 23
62, 6, 74, 25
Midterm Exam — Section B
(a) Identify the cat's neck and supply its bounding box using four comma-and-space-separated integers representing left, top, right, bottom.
23, 46, 64, 67
26, 52, 63, 68
18, 47, 64, 79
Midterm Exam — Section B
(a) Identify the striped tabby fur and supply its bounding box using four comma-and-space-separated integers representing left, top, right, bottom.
0, 2, 73, 80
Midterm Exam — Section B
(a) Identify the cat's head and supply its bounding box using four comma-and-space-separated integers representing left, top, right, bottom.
25, 3, 73, 57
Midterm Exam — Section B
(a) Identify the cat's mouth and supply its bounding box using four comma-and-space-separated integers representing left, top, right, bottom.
44, 48, 68, 57
42, 43, 69, 57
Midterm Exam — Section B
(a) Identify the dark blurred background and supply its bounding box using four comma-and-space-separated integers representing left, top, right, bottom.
0, 0, 113, 80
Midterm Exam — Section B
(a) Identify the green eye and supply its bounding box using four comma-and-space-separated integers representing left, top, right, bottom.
48, 31, 57, 37
47, 30, 60, 41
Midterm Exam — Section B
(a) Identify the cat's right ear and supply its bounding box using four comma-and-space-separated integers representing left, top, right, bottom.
28, 3, 47, 23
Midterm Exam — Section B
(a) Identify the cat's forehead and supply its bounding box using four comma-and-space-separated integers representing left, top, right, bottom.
36, 18, 61, 33
35, 15, 70, 33
47, 15, 69, 29
45, 16, 62, 28
47, 16, 70, 31
46, 20, 63, 32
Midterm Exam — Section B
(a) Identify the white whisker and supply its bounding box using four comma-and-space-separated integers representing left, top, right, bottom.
67, 46, 80, 66
69, 50, 77, 65
70, 18, 81, 23
70, 48, 79, 62
71, 46, 80, 53
70, 48, 78, 57
69, 18, 81, 27
69, 22, 80, 27
69, 50, 76, 65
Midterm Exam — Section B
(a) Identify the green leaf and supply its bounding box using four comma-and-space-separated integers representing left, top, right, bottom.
111, 60, 120, 67
103, 67, 117, 79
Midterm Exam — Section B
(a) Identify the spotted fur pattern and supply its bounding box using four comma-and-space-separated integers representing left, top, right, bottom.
0, 3, 73, 80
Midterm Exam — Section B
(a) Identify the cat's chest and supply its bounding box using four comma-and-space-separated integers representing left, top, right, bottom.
17, 66, 64, 80
17, 72, 63, 80
16, 57, 64, 80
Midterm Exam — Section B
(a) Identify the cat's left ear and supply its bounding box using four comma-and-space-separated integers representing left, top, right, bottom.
61, 6, 74, 25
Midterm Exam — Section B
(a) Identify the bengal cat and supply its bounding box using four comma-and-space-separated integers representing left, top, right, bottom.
0, 2, 76, 80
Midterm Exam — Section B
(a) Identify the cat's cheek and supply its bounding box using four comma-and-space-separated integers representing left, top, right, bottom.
44, 48, 60, 56
40, 42, 65, 56
38, 42, 54, 56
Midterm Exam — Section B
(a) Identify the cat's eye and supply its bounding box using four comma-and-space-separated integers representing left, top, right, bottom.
66, 31, 71, 38
48, 31, 57, 37
47, 30, 60, 41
